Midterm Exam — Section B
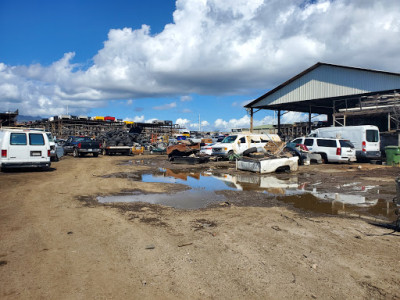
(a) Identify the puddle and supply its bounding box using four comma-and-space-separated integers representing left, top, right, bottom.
97, 168, 397, 221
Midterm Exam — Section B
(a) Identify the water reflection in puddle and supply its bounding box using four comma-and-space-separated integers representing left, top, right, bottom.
98, 168, 396, 220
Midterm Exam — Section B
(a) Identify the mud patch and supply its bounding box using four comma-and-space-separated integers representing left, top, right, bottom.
192, 219, 217, 231
139, 217, 168, 227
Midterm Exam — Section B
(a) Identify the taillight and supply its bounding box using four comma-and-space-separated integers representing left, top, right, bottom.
336, 148, 341, 155
48, 150, 51, 157
1, 150, 7, 157
362, 141, 366, 152
78, 143, 82, 149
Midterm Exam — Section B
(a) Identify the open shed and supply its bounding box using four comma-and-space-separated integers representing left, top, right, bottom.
245, 62, 400, 136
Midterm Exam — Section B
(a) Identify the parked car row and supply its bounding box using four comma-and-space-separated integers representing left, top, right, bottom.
0, 125, 383, 172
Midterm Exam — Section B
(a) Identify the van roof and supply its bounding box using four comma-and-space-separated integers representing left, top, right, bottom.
0, 128, 46, 133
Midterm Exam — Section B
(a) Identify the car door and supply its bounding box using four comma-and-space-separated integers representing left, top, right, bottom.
28, 132, 47, 162
237, 136, 248, 154
63, 137, 74, 153
8, 132, 29, 163
303, 138, 314, 151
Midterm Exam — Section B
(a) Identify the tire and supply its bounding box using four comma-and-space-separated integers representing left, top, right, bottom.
93, 153, 99, 157
73, 148, 79, 158
320, 153, 328, 164
242, 147, 257, 157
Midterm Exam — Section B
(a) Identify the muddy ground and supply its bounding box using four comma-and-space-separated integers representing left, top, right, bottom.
1, 154, 399, 299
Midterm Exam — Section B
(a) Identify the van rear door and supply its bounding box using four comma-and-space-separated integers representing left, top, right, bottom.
365, 129, 380, 152
8, 132, 30, 163
28, 132, 48, 162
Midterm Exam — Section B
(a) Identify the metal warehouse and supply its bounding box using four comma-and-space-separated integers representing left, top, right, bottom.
245, 62, 400, 140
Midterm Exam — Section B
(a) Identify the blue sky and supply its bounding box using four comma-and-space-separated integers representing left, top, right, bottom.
1, 0, 400, 131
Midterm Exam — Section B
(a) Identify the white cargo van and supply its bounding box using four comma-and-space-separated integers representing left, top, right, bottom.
309, 125, 380, 160
211, 133, 281, 158
0, 128, 51, 170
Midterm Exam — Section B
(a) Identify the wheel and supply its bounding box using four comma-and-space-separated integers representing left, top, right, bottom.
320, 153, 328, 164
73, 148, 79, 157
93, 153, 99, 157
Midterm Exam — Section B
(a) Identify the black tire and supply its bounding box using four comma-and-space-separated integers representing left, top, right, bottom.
320, 153, 328, 164
73, 148, 79, 158
93, 153, 99, 157
243, 147, 257, 157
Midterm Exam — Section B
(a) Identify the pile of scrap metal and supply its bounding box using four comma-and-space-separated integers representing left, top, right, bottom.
166, 141, 209, 164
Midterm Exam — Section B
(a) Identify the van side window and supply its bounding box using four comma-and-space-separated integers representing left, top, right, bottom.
317, 139, 336, 147
304, 139, 314, 146
10, 133, 27, 145
29, 133, 45, 145
239, 137, 246, 143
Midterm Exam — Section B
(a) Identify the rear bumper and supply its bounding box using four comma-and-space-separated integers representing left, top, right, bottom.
1, 162, 51, 169
79, 149, 101, 153
356, 151, 381, 159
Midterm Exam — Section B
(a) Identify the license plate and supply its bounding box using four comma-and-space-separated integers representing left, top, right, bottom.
88, 149, 92, 152
31, 151, 41, 156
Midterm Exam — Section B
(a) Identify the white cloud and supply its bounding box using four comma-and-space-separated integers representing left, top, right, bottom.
180, 95, 192, 102
182, 108, 192, 113
153, 102, 177, 110
124, 115, 146, 122
2, 0, 400, 115
175, 118, 191, 127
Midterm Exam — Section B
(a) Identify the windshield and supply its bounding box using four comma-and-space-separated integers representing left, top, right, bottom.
74, 137, 92, 142
222, 135, 237, 143
366, 130, 379, 142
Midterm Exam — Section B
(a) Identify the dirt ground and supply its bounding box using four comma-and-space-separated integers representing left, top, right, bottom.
1, 154, 400, 299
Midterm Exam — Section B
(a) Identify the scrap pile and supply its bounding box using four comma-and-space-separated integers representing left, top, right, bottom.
166, 141, 209, 164
98, 129, 138, 147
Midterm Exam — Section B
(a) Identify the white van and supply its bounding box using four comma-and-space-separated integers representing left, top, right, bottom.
211, 133, 281, 158
309, 125, 380, 160
0, 128, 51, 170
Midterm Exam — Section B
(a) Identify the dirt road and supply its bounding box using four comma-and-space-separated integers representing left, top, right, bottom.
1, 155, 399, 299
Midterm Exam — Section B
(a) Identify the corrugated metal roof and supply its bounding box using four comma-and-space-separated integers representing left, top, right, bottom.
246, 62, 400, 109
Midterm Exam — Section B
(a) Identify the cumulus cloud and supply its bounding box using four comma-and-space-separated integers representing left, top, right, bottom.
1, 0, 400, 115
175, 118, 191, 127
152, 102, 177, 110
